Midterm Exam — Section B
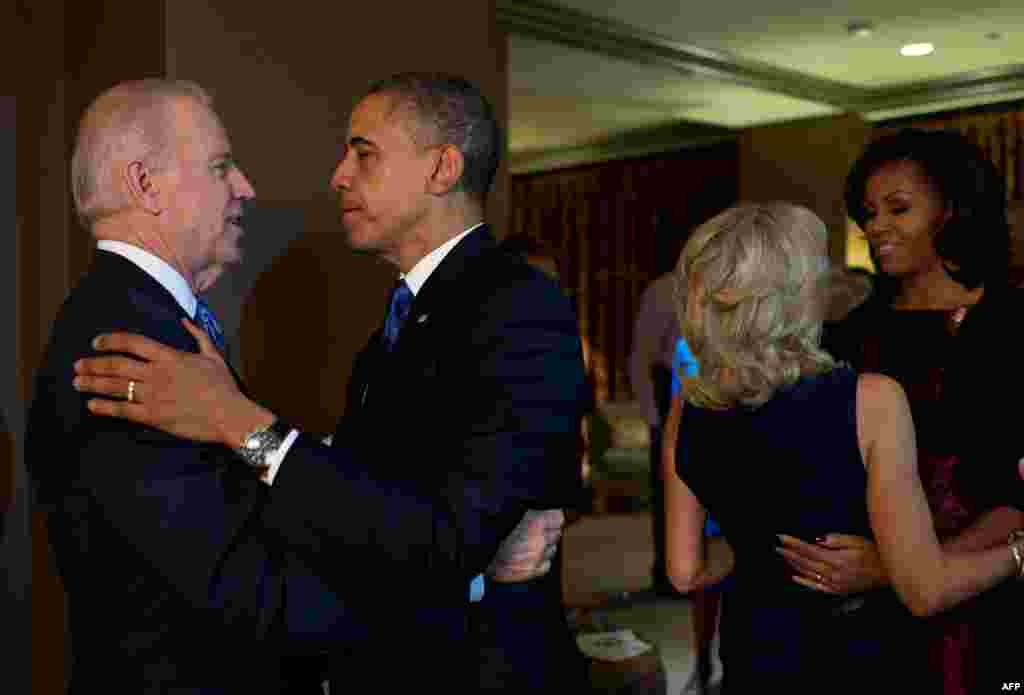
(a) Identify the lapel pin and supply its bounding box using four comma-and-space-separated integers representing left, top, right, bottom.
417, 313, 429, 324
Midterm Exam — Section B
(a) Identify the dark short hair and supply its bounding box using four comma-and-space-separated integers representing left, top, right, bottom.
362, 72, 501, 204
844, 128, 1010, 290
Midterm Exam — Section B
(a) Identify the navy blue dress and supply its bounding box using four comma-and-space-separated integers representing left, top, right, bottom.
677, 366, 921, 692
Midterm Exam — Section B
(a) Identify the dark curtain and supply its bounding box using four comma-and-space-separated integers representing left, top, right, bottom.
509, 143, 738, 404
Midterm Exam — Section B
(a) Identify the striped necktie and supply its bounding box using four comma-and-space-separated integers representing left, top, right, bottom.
382, 280, 413, 352
195, 297, 227, 355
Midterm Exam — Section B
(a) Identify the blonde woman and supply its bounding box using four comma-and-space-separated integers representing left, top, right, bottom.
662, 202, 1023, 692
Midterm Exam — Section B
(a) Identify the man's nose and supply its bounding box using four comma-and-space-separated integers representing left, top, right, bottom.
330, 156, 353, 191
233, 169, 256, 199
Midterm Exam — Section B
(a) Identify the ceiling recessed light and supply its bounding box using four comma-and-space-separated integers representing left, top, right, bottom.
847, 21, 875, 38
900, 42, 934, 57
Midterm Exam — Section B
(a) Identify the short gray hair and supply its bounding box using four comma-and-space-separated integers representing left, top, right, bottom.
674, 202, 836, 409
71, 79, 211, 228
361, 73, 501, 203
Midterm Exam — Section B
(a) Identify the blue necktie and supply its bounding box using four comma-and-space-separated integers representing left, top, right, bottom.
195, 297, 227, 355
382, 280, 413, 352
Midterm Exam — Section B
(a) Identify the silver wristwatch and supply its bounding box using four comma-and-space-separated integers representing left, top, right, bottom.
235, 419, 291, 469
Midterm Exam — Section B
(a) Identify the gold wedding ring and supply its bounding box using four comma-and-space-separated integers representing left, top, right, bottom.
127, 380, 136, 403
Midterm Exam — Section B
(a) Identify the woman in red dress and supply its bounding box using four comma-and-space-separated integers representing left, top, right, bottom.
778, 128, 1024, 694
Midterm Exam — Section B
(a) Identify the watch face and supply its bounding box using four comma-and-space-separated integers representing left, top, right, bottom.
237, 426, 283, 468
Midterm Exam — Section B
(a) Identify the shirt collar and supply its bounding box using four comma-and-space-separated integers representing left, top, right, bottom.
401, 222, 484, 296
96, 240, 198, 318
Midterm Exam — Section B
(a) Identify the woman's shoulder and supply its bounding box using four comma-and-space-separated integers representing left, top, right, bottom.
855, 372, 913, 469
856, 371, 904, 404
759, 366, 859, 420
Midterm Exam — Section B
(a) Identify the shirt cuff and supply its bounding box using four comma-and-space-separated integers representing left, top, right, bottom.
261, 429, 300, 486
469, 574, 486, 603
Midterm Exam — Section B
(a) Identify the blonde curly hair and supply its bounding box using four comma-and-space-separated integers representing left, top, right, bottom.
674, 202, 835, 410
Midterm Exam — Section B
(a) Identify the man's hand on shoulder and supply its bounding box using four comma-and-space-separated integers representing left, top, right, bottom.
72, 319, 271, 447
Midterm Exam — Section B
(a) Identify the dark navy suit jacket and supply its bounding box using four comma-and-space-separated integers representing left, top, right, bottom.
26, 251, 468, 693
336, 227, 590, 691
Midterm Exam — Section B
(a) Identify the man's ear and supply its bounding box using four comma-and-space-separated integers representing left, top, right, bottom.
125, 160, 162, 215
427, 145, 464, 196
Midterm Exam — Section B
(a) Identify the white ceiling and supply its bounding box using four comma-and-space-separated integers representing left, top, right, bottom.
505, 0, 1024, 168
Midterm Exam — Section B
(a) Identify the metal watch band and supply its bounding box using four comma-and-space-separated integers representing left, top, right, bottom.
235, 419, 291, 468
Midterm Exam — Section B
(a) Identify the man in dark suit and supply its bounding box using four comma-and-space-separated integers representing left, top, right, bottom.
31, 78, 562, 693
329, 77, 588, 693
71, 74, 588, 691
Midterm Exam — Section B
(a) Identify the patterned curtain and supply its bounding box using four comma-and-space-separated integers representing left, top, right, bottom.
508, 144, 738, 404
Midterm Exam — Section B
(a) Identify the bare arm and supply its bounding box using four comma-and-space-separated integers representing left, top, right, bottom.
663, 395, 733, 592
779, 465, 1023, 594
943, 506, 1024, 553
779, 506, 1024, 594
860, 373, 1017, 616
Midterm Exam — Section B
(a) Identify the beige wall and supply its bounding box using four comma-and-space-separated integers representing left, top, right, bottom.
738, 112, 870, 265
17, 1, 508, 690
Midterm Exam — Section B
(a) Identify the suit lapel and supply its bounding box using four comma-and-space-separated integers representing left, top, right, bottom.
94, 250, 190, 321
94, 250, 247, 391
348, 284, 395, 416
407, 225, 495, 325
344, 226, 496, 421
